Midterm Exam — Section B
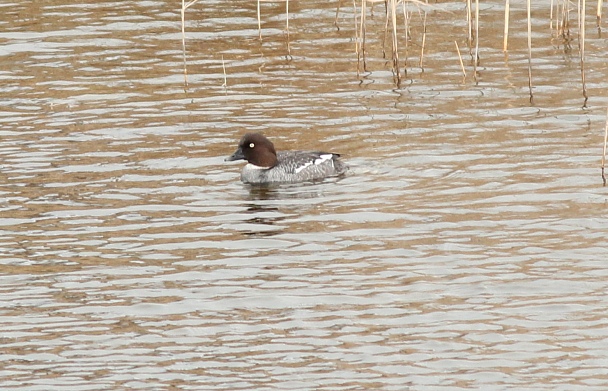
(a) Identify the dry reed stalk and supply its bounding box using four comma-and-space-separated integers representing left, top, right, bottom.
402, 4, 410, 75
455, 41, 466, 78
527, 0, 533, 102
181, 0, 200, 87
602, 107, 608, 186
353, 0, 360, 75
255, 0, 291, 40
335, 0, 343, 29
580, 0, 588, 105
550, 0, 554, 29
257, 1, 262, 39
359, 0, 367, 72
598, 0, 603, 22
473, 0, 479, 82
557, 0, 562, 34
355, 0, 392, 74
285, 0, 291, 55
382, 3, 390, 59
503, 0, 510, 51
466, 0, 472, 48
420, 11, 427, 70
560, 0, 571, 38
389, 0, 401, 83
563, 0, 568, 36
401, 3, 409, 36
221, 55, 227, 88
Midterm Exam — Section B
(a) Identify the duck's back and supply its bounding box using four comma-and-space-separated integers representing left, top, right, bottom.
241, 150, 348, 184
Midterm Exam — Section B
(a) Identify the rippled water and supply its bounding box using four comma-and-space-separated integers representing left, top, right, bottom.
2, 0, 608, 390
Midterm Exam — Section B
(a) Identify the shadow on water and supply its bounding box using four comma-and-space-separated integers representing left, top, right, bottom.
236, 178, 349, 237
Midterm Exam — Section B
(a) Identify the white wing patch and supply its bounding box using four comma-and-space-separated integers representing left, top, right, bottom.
294, 154, 333, 173
245, 163, 270, 170
315, 154, 333, 165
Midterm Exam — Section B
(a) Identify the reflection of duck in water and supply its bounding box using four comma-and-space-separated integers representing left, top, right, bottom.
226, 133, 348, 184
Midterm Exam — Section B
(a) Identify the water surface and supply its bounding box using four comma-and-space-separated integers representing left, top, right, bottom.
2, 1, 608, 390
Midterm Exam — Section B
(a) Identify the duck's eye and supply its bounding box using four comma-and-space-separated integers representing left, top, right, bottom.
249, 143, 255, 148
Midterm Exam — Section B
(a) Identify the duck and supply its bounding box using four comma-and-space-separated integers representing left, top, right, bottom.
225, 132, 348, 184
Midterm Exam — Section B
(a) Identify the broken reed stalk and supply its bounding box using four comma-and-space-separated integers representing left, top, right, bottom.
466, 0, 472, 48
334, 0, 343, 29
578, 0, 581, 34
286, 0, 289, 32
360, 0, 368, 72
420, 11, 427, 70
382, 3, 390, 58
402, 4, 410, 75
285, 0, 291, 55
560, 0, 571, 38
358, 0, 397, 72
503, 0, 509, 51
598, 0, 603, 22
221, 55, 227, 88
580, 0, 588, 105
602, 107, 608, 186
527, 0, 533, 102
455, 41, 466, 78
557, 0, 562, 34
181, 0, 200, 87
353, 0, 360, 76
389, 0, 401, 83
254, 0, 290, 50
473, 0, 479, 82
257, 0, 262, 39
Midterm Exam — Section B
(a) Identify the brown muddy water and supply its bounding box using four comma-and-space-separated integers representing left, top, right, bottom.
2, 0, 608, 390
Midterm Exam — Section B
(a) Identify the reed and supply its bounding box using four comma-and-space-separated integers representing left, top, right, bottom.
354, 0, 388, 74
255, 0, 290, 43
388, 0, 401, 83
221, 55, 227, 88
603, 107, 608, 186
359, 0, 367, 73
526, 0, 533, 102
420, 11, 427, 71
503, 0, 510, 51
473, 0, 479, 83
382, 3, 388, 58
559, 0, 571, 38
179, 0, 600, 92
257, 0, 262, 38
580, 0, 588, 106
335, 0, 343, 28
285, 0, 291, 54
455, 41, 466, 78
401, 4, 411, 76
352, 0, 360, 76
466, 0, 472, 48
181, 0, 200, 86
286, 0, 290, 32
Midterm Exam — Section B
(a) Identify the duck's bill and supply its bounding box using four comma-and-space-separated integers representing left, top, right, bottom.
225, 147, 245, 161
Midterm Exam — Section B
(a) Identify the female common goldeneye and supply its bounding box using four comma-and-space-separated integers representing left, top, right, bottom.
225, 132, 348, 184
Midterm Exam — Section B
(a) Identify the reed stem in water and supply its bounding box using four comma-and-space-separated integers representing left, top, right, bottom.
455, 41, 466, 78
580, 0, 588, 105
503, 0, 510, 51
602, 107, 608, 186
526, 0, 533, 102
181, 0, 200, 87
